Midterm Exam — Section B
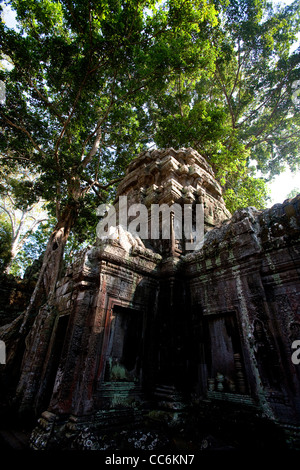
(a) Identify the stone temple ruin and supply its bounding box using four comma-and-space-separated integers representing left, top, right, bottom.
4, 148, 300, 450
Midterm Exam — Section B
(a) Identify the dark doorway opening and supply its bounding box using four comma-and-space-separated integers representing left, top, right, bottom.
104, 306, 143, 382
206, 312, 248, 394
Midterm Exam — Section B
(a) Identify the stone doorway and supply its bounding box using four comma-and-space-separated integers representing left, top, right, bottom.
206, 312, 247, 394
104, 306, 143, 383
38, 314, 70, 411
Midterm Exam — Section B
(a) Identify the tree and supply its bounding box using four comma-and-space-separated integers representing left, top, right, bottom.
145, 0, 300, 212
287, 187, 300, 199
0, 212, 12, 272
0, 0, 218, 336
9, 216, 95, 277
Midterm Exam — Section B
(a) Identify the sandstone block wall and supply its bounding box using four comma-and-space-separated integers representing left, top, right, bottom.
8, 149, 300, 449
183, 196, 300, 425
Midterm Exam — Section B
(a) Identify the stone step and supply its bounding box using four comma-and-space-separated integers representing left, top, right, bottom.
99, 382, 142, 399
94, 409, 145, 428
154, 384, 182, 401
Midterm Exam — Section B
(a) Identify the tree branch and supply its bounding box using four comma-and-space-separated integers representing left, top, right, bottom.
54, 70, 91, 163
0, 154, 31, 162
79, 67, 119, 168
82, 176, 123, 196
29, 78, 69, 130
0, 112, 47, 157
17, 217, 48, 248
215, 62, 236, 128
0, 205, 15, 238
229, 40, 242, 102
245, 88, 288, 149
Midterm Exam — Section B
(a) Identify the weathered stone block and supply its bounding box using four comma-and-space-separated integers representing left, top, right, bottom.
9, 150, 300, 450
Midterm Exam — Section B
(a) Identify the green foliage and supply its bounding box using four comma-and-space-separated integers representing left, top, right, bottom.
287, 187, 300, 199
0, 164, 49, 275
0, 0, 217, 217
9, 218, 52, 276
146, 0, 300, 211
223, 175, 270, 213
1, 0, 299, 249
0, 213, 12, 272
9, 212, 96, 277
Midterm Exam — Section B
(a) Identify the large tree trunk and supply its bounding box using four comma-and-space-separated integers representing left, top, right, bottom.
20, 201, 78, 334
4, 239, 19, 275
0, 201, 78, 409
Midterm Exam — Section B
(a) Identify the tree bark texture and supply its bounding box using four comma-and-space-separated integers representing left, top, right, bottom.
0, 201, 78, 408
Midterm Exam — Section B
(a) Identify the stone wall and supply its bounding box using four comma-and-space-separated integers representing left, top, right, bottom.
0, 274, 35, 327
183, 196, 300, 426
16, 229, 163, 419
4, 149, 300, 450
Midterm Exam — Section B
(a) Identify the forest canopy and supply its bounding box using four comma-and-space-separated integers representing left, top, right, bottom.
0, 0, 300, 277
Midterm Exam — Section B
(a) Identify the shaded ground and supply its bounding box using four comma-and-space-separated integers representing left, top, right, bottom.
0, 424, 238, 451
0, 402, 290, 452
0, 428, 30, 450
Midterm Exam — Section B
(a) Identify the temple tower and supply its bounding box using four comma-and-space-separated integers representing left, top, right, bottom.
113, 147, 230, 256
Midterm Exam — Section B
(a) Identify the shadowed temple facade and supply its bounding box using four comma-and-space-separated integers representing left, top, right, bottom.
3, 148, 300, 450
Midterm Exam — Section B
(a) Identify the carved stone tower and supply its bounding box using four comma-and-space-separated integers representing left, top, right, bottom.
114, 147, 230, 256
11, 148, 300, 450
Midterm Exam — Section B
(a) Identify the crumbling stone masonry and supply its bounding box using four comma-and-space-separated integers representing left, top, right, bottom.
4, 148, 300, 450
